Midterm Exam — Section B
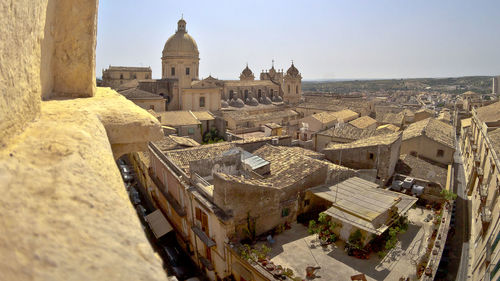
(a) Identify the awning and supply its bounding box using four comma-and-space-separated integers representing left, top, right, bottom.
191, 226, 216, 247
232, 262, 254, 280
145, 209, 173, 239
199, 256, 215, 271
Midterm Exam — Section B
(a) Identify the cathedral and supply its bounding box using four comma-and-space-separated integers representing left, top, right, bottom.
110, 17, 302, 111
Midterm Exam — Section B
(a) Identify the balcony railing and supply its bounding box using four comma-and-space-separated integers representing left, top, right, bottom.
474, 155, 481, 164
193, 173, 214, 198
479, 184, 488, 198
481, 207, 492, 223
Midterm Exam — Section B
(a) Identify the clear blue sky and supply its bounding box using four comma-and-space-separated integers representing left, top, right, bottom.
96, 0, 500, 80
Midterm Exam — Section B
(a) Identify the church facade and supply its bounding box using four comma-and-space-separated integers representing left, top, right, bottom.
120, 18, 302, 112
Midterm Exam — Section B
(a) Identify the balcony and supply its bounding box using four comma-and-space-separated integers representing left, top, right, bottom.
479, 184, 488, 198
193, 173, 214, 198
481, 207, 492, 223
476, 167, 484, 180
148, 167, 186, 217
474, 155, 481, 164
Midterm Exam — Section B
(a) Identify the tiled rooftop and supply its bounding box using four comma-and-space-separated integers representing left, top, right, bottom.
191, 111, 215, 121
317, 123, 380, 141
309, 111, 338, 125
488, 128, 500, 158
224, 109, 298, 122
376, 124, 400, 133
153, 135, 200, 153
476, 101, 500, 124
324, 132, 401, 150
402, 117, 455, 148
396, 154, 448, 187
119, 88, 161, 99
157, 111, 201, 126
349, 115, 377, 129
250, 144, 326, 188
376, 111, 405, 126
165, 142, 235, 173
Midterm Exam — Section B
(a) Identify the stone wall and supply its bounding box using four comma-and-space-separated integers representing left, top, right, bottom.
323, 139, 401, 184
0, 2, 167, 280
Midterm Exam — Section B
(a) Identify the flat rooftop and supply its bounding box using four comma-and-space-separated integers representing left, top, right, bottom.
262, 207, 434, 281
309, 177, 417, 234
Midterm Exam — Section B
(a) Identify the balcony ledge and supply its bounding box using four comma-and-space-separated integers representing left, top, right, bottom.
0, 88, 166, 280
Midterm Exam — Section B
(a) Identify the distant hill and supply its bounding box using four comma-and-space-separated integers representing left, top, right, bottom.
303, 76, 493, 95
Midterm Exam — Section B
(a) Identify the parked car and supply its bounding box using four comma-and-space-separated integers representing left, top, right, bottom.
122, 172, 134, 183
136, 205, 147, 224
120, 165, 132, 174
160, 243, 195, 280
129, 187, 141, 205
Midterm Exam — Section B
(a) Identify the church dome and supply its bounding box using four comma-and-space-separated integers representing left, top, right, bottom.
162, 18, 199, 59
286, 62, 300, 77
242, 65, 253, 77
240, 64, 255, 80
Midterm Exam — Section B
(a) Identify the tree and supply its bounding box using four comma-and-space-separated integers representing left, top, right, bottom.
440, 189, 457, 202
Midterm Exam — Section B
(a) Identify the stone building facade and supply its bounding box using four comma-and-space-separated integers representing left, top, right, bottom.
401, 118, 455, 166
114, 18, 302, 112
322, 132, 402, 184
460, 101, 500, 281
146, 140, 355, 280
102, 66, 152, 89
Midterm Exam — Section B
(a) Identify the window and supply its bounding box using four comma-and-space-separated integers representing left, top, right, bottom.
437, 149, 444, 157
195, 207, 209, 235
369, 153, 374, 160
229, 90, 234, 100
171, 67, 175, 76
149, 105, 154, 110
244, 89, 248, 100
304, 199, 310, 206
281, 208, 289, 217
145, 74, 149, 79
195, 207, 202, 221
120, 74, 123, 79
132, 73, 136, 79
296, 85, 299, 94
288, 85, 290, 93
186, 67, 190, 75
188, 127, 195, 135
199, 97, 205, 108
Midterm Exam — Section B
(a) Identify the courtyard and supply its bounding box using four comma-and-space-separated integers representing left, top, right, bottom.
261, 207, 434, 281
